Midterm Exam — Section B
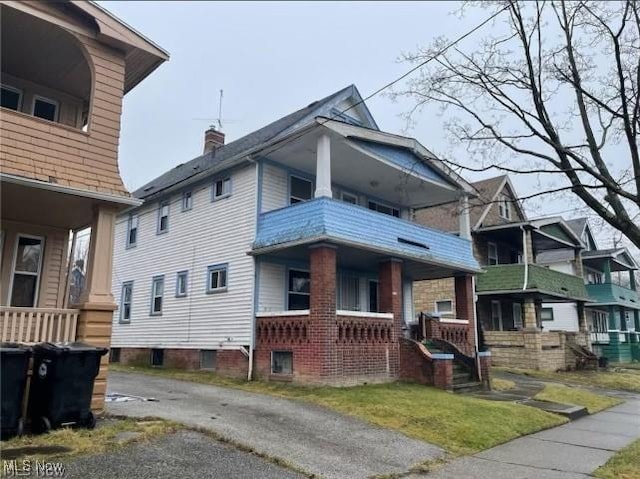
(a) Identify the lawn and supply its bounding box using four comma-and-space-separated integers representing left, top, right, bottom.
594, 438, 640, 479
0, 417, 179, 463
498, 367, 640, 393
534, 384, 622, 413
111, 365, 564, 455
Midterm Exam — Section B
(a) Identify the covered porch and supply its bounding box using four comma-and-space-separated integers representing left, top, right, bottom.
0, 174, 139, 408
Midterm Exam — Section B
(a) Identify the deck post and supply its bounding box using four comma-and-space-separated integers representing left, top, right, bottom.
315, 134, 332, 198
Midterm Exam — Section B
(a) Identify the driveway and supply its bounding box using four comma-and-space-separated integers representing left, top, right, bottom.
107, 372, 444, 479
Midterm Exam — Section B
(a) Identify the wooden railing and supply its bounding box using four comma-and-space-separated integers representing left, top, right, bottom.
0, 307, 79, 344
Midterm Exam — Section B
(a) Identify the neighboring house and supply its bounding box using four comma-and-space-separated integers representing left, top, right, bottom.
0, 1, 168, 409
537, 218, 640, 363
110, 84, 485, 388
415, 175, 593, 371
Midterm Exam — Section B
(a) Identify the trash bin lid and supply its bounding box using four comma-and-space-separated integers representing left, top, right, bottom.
34, 342, 108, 356
0, 342, 32, 353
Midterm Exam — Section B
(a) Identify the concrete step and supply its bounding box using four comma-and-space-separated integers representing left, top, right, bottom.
453, 381, 484, 393
519, 399, 589, 420
453, 372, 472, 383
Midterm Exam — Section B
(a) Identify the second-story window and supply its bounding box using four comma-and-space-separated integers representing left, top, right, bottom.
127, 214, 139, 247
150, 275, 164, 315
32, 95, 58, 122
207, 264, 228, 292
213, 178, 231, 200
498, 194, 512, 220
182, 191, 193, 211
488, 242, 499, 265
341, 192, 358, 205
1, 85, 22, 111
158, 203, 169, 234
176, 271, 188, 297
368, 200, 400, 218
290, 176, 313, 204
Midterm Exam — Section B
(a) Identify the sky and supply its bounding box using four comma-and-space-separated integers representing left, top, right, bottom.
101, 1, 637, 254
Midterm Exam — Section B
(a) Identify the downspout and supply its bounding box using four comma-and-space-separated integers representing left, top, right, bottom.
247, 157, 261, 381
472, 275, 482, 382
521, 226, 529, 290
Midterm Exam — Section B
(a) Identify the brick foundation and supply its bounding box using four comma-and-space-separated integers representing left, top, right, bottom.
399, 337, 453, 390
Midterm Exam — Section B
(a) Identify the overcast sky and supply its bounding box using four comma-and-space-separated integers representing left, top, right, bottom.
101, 1, 635, 253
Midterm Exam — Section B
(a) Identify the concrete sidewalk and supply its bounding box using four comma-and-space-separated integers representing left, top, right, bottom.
422, 399, 640, 478
107, 372, 443, 479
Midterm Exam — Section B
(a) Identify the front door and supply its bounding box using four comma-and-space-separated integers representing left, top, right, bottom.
512, 303, 523, 329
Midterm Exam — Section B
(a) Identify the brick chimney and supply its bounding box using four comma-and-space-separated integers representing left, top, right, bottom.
204, 126, 225, 154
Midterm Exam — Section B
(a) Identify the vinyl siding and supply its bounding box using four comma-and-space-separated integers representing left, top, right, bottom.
111, 163, 257, 349
261, 163, 288, 212
257, 262, 286, 311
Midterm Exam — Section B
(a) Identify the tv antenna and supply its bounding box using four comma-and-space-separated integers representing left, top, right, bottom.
192, 89, 238, 129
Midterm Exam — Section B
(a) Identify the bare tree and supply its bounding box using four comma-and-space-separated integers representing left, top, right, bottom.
394, 0, 640, 248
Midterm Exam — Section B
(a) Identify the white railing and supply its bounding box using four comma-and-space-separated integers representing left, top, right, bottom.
0, 307, 79, 344
590, 332, 610, 344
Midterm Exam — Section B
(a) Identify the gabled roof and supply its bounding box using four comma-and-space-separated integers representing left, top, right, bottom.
135, 85, 372, 200
582, 248, 639, 270
566, 218, 587, 238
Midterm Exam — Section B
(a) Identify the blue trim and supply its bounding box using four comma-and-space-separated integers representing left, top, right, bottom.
156, 202, 169, 235
150, 275, 165, 316
175, 270, 189, 298
206, 263, 229, 293
181, 191, 193, 212
211, 176, 232, 202
119, 280, 133, 324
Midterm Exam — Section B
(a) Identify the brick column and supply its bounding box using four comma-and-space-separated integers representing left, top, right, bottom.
576, 302, 591, 349
309, 244, 338, 379
455, 275, 476, 352
379, 259, 403, 377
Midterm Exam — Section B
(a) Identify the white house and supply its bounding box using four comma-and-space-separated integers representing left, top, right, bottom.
110, 85, 483, 384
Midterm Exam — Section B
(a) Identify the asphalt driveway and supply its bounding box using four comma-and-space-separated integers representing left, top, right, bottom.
107, 371, 444, 479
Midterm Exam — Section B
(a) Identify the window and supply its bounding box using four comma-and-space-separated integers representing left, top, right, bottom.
109, 348, 121, 363
491, 300, 503, 331
488, 242, 499, 266
127, 214, 139, 247
512, 303, 523, 329
10, 235, 44, 307
591, 310, 608, 333
157, 203, 169, 233
32, 95, 58, 122
435, 300, 453, 317
150, 276, 164, 315
289, 176, 313, 204
120, 282, 133, 323
176, 271, 188, 297
341, 192, 358, 205
368, 200, 400, 218
540, 307, 554, 321
213, 178, 231, 200
587, 271, 603, 284
200, 350, 217, 370
1, 85, 21, 111
182, 191, 193, 211
151, 349, 164, 367
339, 276, 360, 311
288, 269, 310, 310
207, 264, 228, 292
271, 351, 293, 375
498, 194, 511, 220
368, 280, 379, 313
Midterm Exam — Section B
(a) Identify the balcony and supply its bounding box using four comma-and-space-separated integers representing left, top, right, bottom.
252, 197, 480, 276
476, 264, 590, 301
586, 283, 639, 309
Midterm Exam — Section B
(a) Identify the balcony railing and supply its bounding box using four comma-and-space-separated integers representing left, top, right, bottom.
253, 197, 479, 272
586, 282, 639, 308
0, 307, 79, 344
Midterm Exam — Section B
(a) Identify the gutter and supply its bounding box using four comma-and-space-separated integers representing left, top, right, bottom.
521, 226, 529, 290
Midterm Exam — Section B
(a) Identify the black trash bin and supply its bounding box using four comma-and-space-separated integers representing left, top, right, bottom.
28, 342, 108, 433
598, 356, 609, 369
0, 342, 31, 439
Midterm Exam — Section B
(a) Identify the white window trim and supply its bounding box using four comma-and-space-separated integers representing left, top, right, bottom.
126, 214, 139, 248
491, 300, 503, 331
340, 191, 359, 205
150, 275, 164, 315
157, 202, 170, 234
207, 263, 228, 293
434, 299, 454, 316
368, 199, 400, 218
31, 94, 59, 122
176, 270, 189, 297
498, 194, 511, 220
287, 268, 310, 309
120, 281, 133, 323
488, 242, 499, 265
289, 175, 314, 205
1, 84, 23, 111
9, 234, 45, 308
512, 302, 523, 329
212, 177, 232, 201
182, 191, 193, 211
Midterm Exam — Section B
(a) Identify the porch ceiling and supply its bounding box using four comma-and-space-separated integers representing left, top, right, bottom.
262, 128, 460, 209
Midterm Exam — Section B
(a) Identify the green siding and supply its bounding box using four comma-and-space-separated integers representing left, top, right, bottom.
586, 283, 640, 309
476, 264, 525, 292
540, 224, 573, 243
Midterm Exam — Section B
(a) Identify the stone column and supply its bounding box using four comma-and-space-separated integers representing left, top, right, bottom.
523, 298, 538, 330
574, 248, 584, 279
314, 134, 332, 198
309, 243, 337, 379
75, 205, 118, 412
577, 302, 591, 349
524, 228, 535, 264
455, 275, 476, 353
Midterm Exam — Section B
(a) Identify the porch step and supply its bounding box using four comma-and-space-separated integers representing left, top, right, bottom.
453, 381, 484, 393
453, 372, 472, 383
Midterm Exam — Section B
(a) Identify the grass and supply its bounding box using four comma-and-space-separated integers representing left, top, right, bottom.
534, 384, 622, 413
491, 378, 516, 391
111, 364, 565, 455
0, 417, 180, 463
498, 367, 640, 393
594, 438, 640, 479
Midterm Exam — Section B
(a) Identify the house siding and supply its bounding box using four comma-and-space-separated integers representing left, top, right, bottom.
111, 163, 257, 349
543, 302, 579, 332
261, 162, 289, 212
257, 261, 286, 311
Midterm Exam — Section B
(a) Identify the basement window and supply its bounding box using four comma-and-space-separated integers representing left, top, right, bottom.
200, 350, 216, 370
271, 351, 293, 375
109, 348, 121, 363
151, 349, 164, 367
